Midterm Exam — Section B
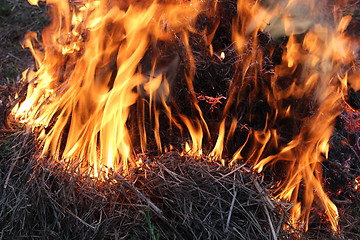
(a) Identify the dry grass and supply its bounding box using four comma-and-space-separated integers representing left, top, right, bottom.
0, 1, 359, 239
0, 127, 294, 240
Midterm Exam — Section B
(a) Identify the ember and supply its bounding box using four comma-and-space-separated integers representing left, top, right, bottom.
355, 176, 360, 193
3, 0, 360, 237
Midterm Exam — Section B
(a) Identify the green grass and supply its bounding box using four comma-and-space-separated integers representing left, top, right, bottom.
145, 210, 160, 240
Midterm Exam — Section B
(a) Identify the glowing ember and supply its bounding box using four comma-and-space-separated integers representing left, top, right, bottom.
13, 0, 359, 233
355, 176, 360, 193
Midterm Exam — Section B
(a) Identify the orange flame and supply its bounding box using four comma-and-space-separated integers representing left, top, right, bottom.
16, 0, 212, 173
15, 0, 359, 233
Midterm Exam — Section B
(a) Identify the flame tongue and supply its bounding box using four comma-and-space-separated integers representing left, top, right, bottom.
229, 0, 356, 231
16, 0, 210, 172
15, 0, 359, 233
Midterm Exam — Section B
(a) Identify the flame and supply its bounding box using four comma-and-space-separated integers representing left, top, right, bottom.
16, 0, 212, 173
15, 0, 359, 233
355, 176, 360, 193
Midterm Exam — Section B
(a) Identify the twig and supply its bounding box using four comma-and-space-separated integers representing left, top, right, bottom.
225, 186, 237, 232
120, 178, 163, 217
45, 187, 97, 230
4, 133, 30, 189
252, 176, 275, 210
66, 208, 97, 230
276, 210, 285, 235
7, 53, 26, 64
232, 227, 247, 240
158, 163, 187, 182
4, 156, 19, 189
264, 204, 277, 240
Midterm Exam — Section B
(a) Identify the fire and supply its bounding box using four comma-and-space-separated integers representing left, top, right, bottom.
355, 176, 360, 193
13, 0, 359, 234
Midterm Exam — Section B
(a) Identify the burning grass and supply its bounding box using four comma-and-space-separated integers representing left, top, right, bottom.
0, 122, 358, 239
0, 128, 294, 239
1, 0, 360, 239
